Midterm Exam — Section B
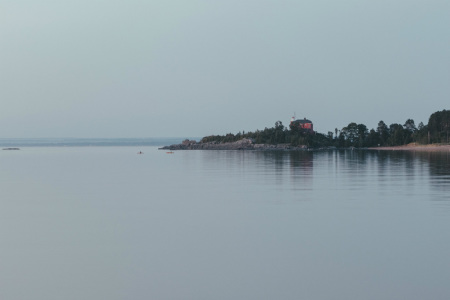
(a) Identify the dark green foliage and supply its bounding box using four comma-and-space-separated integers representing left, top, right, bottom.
201, 121, 291, 145
199, 110, 449, 148
428, 110, 450, 143
414, 122, 429, 144
341, 122, 358, 146
334, 117, 440, 147
366, 129, 380, 147
404, 119, 417, 133
388, 123, 407, 146
339, 122, 369, 147
357, 124, 369, 147
377, 121, 390, 145
201, 121, 322, 148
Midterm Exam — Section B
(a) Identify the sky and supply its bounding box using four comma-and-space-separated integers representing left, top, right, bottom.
1, 0, 449, 138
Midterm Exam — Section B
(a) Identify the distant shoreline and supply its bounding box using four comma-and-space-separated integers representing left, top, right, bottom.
159, 138, 309, 151
161, 139, 450, 152
0, 137, 187, 147
369, 143, 450, 152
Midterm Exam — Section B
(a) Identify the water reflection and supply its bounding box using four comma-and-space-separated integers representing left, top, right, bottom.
3, 147, 450, 300
420, 151, 450, 176
252, 151, 314, 188
195, 149, 450, 204
415, 151, 450, 202
371, 151, 450, 194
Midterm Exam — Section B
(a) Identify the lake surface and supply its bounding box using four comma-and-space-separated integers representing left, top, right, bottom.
1, 144, 450, 300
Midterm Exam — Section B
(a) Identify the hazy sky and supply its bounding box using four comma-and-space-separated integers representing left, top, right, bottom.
1, 1, 449, 138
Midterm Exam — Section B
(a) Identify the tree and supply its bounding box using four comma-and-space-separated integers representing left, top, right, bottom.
403, 119, 417, 133
428, 110, 450, 143
402, 119, 417, 144
274, 121, 285, 143
327, 131, 334, 144
275, 121, 284, 131
366, 129, 380, 147
414, 122, 428, 144
357, 124, 368, 147
337, 131, 346, 147
377, 121, 390, 146
388, 123, 407, 146
341, 122, 358, 147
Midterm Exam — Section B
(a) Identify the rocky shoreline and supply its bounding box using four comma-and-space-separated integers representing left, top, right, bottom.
160, 139, 450, 152
159, 138, 310, 151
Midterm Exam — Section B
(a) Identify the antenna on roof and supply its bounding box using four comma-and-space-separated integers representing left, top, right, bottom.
291, 112, 296, 124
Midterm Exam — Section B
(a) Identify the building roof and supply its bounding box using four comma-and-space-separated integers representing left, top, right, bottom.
292, 118, 312, 124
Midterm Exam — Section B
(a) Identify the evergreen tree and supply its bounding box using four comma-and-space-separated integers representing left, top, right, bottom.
377, 121, 390, 146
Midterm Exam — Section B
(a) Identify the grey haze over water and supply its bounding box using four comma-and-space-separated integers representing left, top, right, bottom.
1, 146, 450, 299
0, 137, 188, 147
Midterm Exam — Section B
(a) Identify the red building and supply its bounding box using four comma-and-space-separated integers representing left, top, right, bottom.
290, 117, 314, 133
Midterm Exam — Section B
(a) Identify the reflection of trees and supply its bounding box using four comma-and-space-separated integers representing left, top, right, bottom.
422, 152, 450, 176
323, 150, 423, 195
372, 151, 419, 195
369, 150, 450, 198
256, 151, 290, 171
198, 149, 450, 202
414, 152, 450, 193
289, 151, 314, 173
375, 151, 417, 174
253, 151, 291, 186
247, 151, 315, 189
332, 150, 374, 192
289, 151, 314, 188
238, 150, 316, 188
373, 150, 450, 177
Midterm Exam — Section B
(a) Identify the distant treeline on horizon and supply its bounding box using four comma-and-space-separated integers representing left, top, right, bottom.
200, 109, 450, 148
0, 137, 185, 147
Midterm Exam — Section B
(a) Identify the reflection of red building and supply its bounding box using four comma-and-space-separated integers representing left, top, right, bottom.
290, 117, 314, 133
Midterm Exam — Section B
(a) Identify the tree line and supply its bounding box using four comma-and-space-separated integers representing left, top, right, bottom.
200, 109, 450, 148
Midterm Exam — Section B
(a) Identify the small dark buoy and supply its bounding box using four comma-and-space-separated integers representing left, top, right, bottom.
137, 151, 143, 154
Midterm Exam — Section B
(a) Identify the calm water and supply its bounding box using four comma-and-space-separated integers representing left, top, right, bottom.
1, 145, 450, 300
